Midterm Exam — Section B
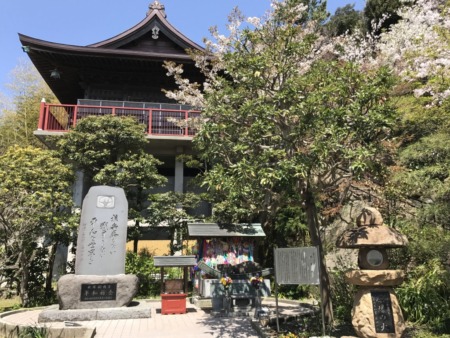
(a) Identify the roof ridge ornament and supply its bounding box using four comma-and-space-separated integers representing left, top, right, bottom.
152, 25, 160, 39
148, 1, 166, 18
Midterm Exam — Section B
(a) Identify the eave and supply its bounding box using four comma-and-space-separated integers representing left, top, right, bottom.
88, 7, 204, 52
18, 3, 206, 104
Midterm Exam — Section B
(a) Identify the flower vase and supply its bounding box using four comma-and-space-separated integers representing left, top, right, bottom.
223, 287, 231, 314
254, 287, 262, 318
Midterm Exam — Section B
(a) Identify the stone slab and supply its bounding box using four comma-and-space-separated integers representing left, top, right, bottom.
75, 186, 128, 275
57, 274, 139, 310
352, 287, 405, 338
38, 301, 151, 323
336, 224, 408, 248
345, 269, 405, 286
0, 310, 95, 338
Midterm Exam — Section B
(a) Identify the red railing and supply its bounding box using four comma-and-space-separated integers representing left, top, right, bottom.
37, 102, 201, 137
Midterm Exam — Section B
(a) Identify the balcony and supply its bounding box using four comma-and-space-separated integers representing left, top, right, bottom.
36, 100, 201, 138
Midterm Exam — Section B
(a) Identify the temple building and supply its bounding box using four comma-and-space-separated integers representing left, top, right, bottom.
19, 4, 272, 307
19, 1, 208, 254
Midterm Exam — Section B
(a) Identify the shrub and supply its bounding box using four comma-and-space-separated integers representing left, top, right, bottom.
18, 325, 47, 338
125, 249, 161, 298
397, 259, 450, 333
329, 269, 356, 324
276, 284, 311, 300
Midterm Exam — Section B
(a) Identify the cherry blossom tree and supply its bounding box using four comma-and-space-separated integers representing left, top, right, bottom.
164, 0, 397, 324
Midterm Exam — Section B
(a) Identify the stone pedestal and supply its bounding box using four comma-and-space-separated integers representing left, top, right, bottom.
352, 287, 405, 338
345, 269, 405, 286
57, 274, 139, 310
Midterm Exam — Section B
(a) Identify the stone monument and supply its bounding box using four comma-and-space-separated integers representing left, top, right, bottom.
336, 207, 408, 338
39, 186, 143, 322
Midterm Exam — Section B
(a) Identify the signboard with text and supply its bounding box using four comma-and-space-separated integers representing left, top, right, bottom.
80, 283, 117, 302
274, 247, 320, 285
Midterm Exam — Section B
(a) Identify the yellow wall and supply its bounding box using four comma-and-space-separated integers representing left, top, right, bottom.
126, 240, 170, 255
126, 240, 196, 256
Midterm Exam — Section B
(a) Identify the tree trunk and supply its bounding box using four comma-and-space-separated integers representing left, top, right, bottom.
45, 242, 58, 298
304, 188, 334, 326
133, 238, 138, 254
259, 215, 275, 267
132, 220, 141, 254
19, 253, 29, 308
133, 190, 143, 254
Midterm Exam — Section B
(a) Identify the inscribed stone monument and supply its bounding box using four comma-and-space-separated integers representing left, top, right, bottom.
54, 186, 139, 312
75, 186, 128, 275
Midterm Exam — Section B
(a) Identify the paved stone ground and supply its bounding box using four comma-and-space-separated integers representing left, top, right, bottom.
1, 301, 243, 338
0, 298, 312, 338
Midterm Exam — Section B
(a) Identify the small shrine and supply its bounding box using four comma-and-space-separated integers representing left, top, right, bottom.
336, 207, 408, 338
153, 255, 197, 315
187, 223, 271, 315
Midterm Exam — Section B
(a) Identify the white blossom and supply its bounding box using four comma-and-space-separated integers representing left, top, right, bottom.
246, 17, 261, 28
339, 0, 450, 103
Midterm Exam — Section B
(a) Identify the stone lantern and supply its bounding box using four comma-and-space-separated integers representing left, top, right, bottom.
336, 207, 408, 338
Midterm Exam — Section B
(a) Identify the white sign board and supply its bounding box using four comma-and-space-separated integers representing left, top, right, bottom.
274, 247, 320, 285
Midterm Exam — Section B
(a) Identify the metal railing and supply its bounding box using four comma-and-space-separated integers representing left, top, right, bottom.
37, 102, 201, 137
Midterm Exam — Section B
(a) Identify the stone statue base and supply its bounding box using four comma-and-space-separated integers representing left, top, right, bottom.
38, 301, 151, 323
56, 274, 139, 310
352, 287, 405, 338
345, 269, 405, 286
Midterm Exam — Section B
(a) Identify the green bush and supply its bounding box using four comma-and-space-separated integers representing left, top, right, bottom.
125, 249, 161, 298
388, 222, 450, 333
18, 326, 47, 338
397, 259, 450, 333
26, 247, 57, 307
276, 284, 311, 300
329, 269, 356, 324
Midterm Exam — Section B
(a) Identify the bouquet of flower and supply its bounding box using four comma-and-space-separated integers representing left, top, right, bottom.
220, 275, 233, 289
249, 274, 264, 289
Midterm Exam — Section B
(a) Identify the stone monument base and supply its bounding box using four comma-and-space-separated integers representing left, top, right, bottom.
38, 301, 151, 323
345, 269, 405, 286
57, 274, 139, 310
352, 287, 405, 338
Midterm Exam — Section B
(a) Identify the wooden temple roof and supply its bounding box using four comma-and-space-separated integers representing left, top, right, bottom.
18, 1, 205, 104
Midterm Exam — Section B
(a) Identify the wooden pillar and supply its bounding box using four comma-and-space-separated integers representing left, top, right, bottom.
160, 267, 164, 294
183, 266, 188, 293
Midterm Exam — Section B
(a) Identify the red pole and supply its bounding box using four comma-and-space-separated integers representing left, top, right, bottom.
72, 105, 78, 129
38, 98, 46, 130
148, 109, 152, 135
185, 110, 189, 136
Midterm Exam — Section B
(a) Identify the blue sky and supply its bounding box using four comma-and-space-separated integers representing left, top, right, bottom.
0, 0, 365, 93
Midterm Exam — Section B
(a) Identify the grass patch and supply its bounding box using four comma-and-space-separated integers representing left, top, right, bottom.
0, 296, 21, 311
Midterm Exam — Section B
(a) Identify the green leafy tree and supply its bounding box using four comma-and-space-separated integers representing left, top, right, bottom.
58, 115, 167, 252
390, 127, 450, 229
325, 4, 363, 37
0, 146, 74, 306
165, 0, 396, 324
0, 60, 57, 153
125, 249, 161, 297
384, 35, 450, 338
366, 0, 450, 331
146, 192, 201, 255
363, 0, 403, 34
